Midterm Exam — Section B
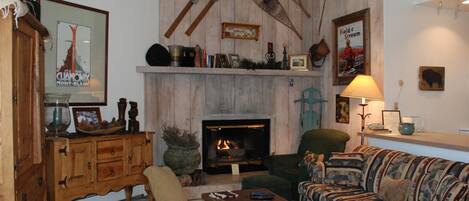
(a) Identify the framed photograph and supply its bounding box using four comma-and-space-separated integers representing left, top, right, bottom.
289, 55, 308, 71
222, 22, 260, 41
72, 107, 102, 131
333, 8, 370, 85
42, 0, 109, 106
419, 66, 445, 91
228, 54, 240, 68
382, 110, 401, 133
336, 95, 350, 124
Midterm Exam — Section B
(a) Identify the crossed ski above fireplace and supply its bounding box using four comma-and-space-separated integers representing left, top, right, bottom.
202, 119, 270, 174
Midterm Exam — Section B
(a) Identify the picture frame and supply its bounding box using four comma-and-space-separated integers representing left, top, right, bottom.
41, 0, 109, 106
289, 55, 309, 71
335, 95, 350, 124
72, 107, 102, 131
333, 8, 370, 85
228, 54, 240, 68
222, 22, 260, 41
215, 54, 230, 68
419, 66, 445, 91
382, 110, 401, 133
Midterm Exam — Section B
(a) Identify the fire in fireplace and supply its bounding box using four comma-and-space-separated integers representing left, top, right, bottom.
202, 119, 270, 174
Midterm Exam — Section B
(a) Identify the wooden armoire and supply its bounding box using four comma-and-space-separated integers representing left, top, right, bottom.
0, 11, 49, 201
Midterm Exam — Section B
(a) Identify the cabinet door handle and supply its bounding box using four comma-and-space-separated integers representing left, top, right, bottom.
37, 177, 44, 186
110, 148, 115, 155
21, 193, 27, 201
110, 169, 115, 177
128, 152, 133, 163
58, 146, 68, 156
88, 161, 92, 170
58, 176, 68, 188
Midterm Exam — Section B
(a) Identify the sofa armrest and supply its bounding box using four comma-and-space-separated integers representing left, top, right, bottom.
307, 161, 325, 184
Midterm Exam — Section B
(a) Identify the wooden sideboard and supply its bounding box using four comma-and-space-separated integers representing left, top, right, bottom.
46, 132, 154, 201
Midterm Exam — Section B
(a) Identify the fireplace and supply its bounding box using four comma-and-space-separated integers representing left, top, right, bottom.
202, 119, 270, 174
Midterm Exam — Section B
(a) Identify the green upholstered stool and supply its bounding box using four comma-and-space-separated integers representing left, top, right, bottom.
242, 175, 292, 200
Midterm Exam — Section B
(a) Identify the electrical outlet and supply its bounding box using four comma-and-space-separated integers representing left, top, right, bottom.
399, 80, 404, 87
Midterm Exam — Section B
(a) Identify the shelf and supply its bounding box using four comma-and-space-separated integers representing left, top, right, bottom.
136, 66, 322, 77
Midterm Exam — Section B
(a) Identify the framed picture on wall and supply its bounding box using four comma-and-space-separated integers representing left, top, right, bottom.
419, 66, 445, 91
336, 95, 350, 124
332, 8, 371, 85
41, 0, 109, 106
382, 110, 401, 133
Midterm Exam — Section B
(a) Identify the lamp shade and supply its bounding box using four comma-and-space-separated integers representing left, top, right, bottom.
340, 75, 383, 101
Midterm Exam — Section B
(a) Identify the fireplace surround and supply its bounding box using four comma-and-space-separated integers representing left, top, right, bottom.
202, 119, 270, 174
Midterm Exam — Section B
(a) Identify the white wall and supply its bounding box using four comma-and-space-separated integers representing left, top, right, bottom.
384, 0, 469, 133
66, 0, 159, 128
62, 0, 159, 200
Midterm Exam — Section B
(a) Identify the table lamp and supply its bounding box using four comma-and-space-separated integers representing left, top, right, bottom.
340, 75, 383, 145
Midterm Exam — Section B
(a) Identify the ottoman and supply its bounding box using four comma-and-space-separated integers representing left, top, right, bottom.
242, 175, 292, 200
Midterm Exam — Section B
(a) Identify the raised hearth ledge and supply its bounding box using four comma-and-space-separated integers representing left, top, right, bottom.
366, 132, 469, 152
136, 66, 322, 77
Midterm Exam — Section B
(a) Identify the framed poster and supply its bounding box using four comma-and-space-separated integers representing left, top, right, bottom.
42, 0, 108, 106
333, 8, 370, 85
335, 95, 350, 124
382, 110, 401, 133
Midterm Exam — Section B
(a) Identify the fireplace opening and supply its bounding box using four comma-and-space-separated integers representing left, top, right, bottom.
202, 119, 270, 174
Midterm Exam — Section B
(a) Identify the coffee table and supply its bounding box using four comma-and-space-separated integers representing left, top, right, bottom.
201, 188, 287, 201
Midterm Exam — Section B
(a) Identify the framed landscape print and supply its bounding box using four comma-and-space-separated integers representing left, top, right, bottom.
221, 22, 260, 41
333, 8, 370, 85
42, 0, 109, 106
419, 66, 445, 91
335, 95, 350, 124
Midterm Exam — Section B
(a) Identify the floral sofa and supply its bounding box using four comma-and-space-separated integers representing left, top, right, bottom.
298, 145, 469, 201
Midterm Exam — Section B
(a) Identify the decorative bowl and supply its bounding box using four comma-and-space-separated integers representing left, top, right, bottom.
399, 123, 415, 135
76, 126, 124, 135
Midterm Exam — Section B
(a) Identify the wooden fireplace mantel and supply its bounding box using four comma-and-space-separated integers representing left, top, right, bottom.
136, 66, 322, 77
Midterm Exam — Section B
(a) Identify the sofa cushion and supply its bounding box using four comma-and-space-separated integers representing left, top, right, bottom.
298, 181, 382, 201
432, 175, 469, 201
353, 145, 469, 201
377, 177, 411, 201
324, 152, 364, 187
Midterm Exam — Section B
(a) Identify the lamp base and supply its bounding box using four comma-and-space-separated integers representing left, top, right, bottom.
358, 103, 371, 145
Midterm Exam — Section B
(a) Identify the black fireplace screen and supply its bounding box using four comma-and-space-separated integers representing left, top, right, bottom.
202, 119, 270, 174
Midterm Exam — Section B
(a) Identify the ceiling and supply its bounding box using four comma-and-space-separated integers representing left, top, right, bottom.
414, 0, 469, 12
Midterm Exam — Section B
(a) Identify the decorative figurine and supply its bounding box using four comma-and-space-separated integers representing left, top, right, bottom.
128, 101, 140, 133
282, 42, 288, 70
265, 42, 276, 66
117, 98, 127, 130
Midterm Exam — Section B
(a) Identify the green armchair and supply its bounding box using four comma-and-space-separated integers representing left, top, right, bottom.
263, 129, 350, 199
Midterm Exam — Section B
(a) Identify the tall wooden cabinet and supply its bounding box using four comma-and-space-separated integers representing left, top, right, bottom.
0, 12, 49, 201
46, 132, 154, 201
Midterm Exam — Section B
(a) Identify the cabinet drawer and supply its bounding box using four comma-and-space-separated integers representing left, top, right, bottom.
97, 139, 123, 161
97, 160, 124, 182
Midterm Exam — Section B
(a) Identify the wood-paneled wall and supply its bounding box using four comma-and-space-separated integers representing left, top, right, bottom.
309, 0, 385, 150
156, 0, 384, 152
144, 74, 320, 165
159, 0, 316, 63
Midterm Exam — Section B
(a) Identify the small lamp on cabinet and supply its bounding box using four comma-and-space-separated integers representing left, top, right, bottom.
340, 75, 383, 145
